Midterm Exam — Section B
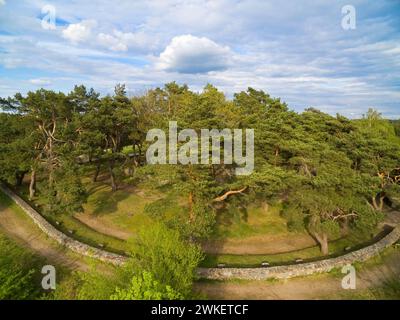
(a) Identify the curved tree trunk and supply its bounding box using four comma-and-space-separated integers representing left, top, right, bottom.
372, 194, 385, 211
29, 169, 36, 200
93, 162, 101, 182
320, 235, 329, 256
108, 161, 117, 192
312, 231, 329, 255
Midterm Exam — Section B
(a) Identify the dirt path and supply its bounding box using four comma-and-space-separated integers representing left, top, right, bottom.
195, 250, 400, 299
73, 213, 319, 254
203, 233, 317, 255
0, 205, 90, 272
204, 211, 400, 255
74, 213, 132, 240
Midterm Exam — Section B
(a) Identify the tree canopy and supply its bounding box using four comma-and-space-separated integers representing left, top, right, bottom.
1, 83, 399, 257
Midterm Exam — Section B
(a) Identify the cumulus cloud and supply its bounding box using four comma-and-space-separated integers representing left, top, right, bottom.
62, 20, 97, 44
97, 33, 127, 52
29, 78, 51, 86
1, 1, 400, 118
97, 30, 155, 52
156, 35, 231, 74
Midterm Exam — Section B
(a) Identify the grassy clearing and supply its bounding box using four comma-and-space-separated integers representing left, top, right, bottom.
43, 212, 129, 255
211, 203, 290, 240
82, 177, 156, 233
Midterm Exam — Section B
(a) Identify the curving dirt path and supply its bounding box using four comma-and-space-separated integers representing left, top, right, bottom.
0, 205, 90, 272
203, 233, 317, 255
74, 213, 132, 240
74, 207, 400, 256
73, 212, 319, 254
195, 250, 400, 299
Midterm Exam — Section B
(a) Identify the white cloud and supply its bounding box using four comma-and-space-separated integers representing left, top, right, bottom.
1, 1, 400, 118
62, 20, 97, 44
0, 0, 6, 6
97, 30, 157, 52
29, 78, 51, 86
97, 33, 127, 51
156, 34, 231, 73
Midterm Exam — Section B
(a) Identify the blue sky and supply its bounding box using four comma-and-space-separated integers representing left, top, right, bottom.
0, 0, 399, 118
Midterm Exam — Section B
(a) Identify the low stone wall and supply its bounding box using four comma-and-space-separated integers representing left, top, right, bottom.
0, 184, 127, 266
198, 226, 400, 280
1, 184, 399, 279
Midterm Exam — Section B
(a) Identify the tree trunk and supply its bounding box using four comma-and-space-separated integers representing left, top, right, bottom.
372, 195, 385, 211
313, 232, 329, 255
15, 172, 25, 187
372, 196, 378, 210
320, 235, 329, 256
108, 161, 117, 192
378, 195, 385, 211
93, 162, 101, 182
29, 169, 36, 200
138, 144, 142, 166
274, 148, 279, 166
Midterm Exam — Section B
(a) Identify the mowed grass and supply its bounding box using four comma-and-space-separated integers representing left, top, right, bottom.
82, 179, 155, 233
42, 211, 129, 255
211, 204, 291, 240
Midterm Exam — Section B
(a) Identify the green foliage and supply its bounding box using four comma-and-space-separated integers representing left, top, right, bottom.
76, 266, 118, 300
48, 222, 203, 300
144, 197, 174, 218
128, 222, 204, 298
39, 164, 87, 215
110, 271, 182, 300
0, 235, 41, 300
0, 113, 36, 185
354, 206, 384, 235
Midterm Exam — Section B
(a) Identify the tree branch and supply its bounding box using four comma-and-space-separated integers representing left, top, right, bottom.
212, 186, 247, 202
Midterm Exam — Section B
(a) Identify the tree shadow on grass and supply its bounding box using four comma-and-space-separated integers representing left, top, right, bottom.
90, 188, 131, 216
